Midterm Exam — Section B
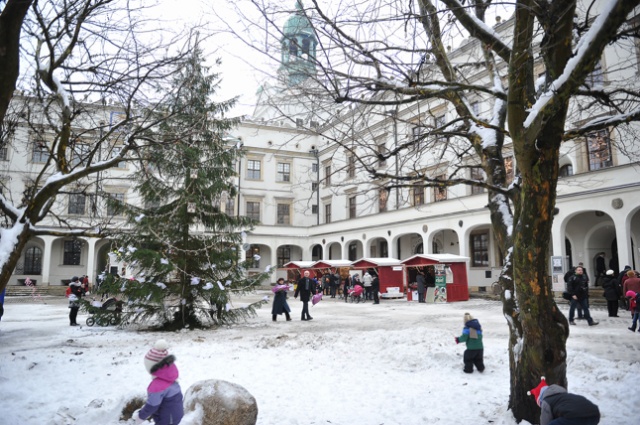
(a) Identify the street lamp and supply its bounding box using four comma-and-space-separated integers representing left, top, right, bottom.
309, 147, 320, 225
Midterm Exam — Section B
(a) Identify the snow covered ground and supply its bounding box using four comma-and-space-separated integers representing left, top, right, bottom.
0, 292, 637, 425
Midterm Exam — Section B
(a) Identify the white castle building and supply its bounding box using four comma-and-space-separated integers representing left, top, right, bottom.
4, 1, 640, 291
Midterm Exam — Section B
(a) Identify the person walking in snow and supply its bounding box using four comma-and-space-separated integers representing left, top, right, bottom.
626, 290, 640, 332
455, 312, 484, 373
0, 286, 5, 323
567, 267, 598, 326
134, 340, 184, 425
295, 270, 316, 321
362, 271, 373, 300
601, 269, 621, 317
271, 278, 292, 322
528, 377, 600, 425
67, 276, 84, 326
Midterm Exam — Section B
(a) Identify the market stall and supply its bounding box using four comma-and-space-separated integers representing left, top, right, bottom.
280, 261, 317, 285
401, 254, 470, 302
350, 257, 404, 298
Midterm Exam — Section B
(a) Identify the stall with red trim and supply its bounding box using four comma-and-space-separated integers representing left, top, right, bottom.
401, 254, 470, 302
312, 260, 353, 296
351, 258, 404, 298
280, 261, 317, 286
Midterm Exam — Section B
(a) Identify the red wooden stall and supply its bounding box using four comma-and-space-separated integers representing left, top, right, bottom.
401, 254, 470, 302
351, 257, 404, 298
280, 261, 317, 285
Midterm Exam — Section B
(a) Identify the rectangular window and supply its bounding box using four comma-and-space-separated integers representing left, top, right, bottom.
32, 139, 49, 163
0, 143, 7, 161
107, 192, 125, 216
471, 102, 480, 116
586, 129, 613, 170
311, 182, 319, 192
68, 193, 86, 215
348, 196, 356, 219
471, 232, 489, 267
71, 143, 90, 167
433, 175, 447, 202
379, 189, 388, 212
277, 203, 291, 225
295, 118, 304, 128
250, 245, 261, 268
63, 240, 82, 266
111, 146, 126, 168
411, 126, 425, 151
312, 204, 318, 214
471, 168, 485, 195
434, 114, 446, 141
225, 197, 235, 216
504, 156, 514, 185
377, 143, 387, 167
412, 184, 425, 206
585, 60, 604, 88
324, 165, 331, 187
246, 201, 260, 221
277, 246, 291, 266
347, 155, 355, 178
325, 203, 331, 224
247, 160, 261, 180
312, 162, 318, 173
277, 163, 291, 182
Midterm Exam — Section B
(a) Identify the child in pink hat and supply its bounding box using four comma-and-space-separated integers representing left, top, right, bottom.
134, 340, 183, 425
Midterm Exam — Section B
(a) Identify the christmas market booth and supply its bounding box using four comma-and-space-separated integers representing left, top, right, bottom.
350, 257, 404, 299
312, 260, 353, 295
280, 261, 317, 289
401, 254, 470, 302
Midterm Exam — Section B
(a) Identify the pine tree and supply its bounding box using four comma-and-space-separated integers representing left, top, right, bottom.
95, 44, 270, 330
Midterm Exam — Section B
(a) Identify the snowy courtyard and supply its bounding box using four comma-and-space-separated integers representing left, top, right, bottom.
0, 293, 637, 425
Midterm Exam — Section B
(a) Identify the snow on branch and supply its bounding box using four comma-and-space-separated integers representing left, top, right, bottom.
440, 0, 511, 63
523, 0, 627, 130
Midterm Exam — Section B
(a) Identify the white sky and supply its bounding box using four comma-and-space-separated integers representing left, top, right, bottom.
0, 293, 637, 424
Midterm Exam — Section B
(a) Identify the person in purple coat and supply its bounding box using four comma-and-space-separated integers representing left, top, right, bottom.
135, 340, 183, 425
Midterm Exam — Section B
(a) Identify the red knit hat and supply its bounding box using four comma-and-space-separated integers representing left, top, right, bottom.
528, 377, 548, 406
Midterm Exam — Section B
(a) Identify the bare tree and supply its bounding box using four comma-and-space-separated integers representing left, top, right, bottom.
221, 0, 640, 421
0, 1, 203, 294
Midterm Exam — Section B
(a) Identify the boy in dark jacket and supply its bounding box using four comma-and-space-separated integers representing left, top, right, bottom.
455, 312, 484, 373
529, 377, 600, 425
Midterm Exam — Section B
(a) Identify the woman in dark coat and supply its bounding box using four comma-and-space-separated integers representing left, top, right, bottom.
271, 278, 292, 322
602, 270, 621, 317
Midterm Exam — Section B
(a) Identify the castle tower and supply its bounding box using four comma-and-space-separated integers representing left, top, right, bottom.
278, 0, 318, 86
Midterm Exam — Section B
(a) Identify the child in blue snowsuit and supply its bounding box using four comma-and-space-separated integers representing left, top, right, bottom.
455, 312, 485, 373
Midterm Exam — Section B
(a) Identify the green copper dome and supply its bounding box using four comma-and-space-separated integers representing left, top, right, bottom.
283, 1, 313, 36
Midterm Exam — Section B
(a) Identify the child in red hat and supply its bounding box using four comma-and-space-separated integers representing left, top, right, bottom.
528, 377, 600, 425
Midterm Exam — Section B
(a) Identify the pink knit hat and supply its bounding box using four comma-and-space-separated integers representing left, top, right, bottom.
627, 290, 637, 298
144, 340, 169, 373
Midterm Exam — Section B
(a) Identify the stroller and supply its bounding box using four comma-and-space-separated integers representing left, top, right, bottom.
348, 284, 365, 303
86, 297, 123, 327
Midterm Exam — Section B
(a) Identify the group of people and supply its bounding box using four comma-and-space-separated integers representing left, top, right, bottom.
271, 269, 383, 322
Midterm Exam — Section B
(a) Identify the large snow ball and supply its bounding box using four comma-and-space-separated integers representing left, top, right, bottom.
184, 379, 258, 425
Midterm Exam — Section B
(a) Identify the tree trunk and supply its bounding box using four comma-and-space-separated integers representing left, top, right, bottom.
508, 124, 569, 422
0, 0, 33, 123
0, 224, 32, 294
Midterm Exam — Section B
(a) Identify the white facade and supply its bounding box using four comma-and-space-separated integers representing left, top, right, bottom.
4, 3, 640, 289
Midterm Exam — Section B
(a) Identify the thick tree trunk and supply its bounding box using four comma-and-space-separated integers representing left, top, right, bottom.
0, 0, 32, 123
508, 123, 569, 422
0, 224, 33, 294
